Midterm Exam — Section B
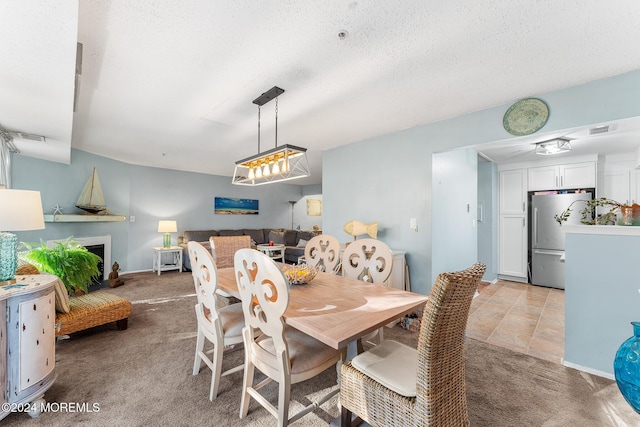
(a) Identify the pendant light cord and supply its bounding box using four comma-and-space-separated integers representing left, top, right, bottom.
257, 105, 261, 154
275, 97, 278, 148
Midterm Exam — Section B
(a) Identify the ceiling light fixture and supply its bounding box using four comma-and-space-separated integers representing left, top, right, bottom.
232, 86, 310, 186
534, 138, 572, 156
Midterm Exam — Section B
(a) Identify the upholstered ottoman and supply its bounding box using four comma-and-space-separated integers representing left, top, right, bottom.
55, 291, 132, 337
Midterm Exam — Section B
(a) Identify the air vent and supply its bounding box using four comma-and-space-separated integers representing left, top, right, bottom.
589, 125, 610, 135
16, 132, 46, 142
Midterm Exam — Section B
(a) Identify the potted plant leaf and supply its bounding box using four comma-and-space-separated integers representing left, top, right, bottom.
554, 197, 623, 226
18, 236, 102, 294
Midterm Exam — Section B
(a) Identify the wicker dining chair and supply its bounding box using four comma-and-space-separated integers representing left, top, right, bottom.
340, 263, 486, 427
341, 238, 393, 345
234, 248, 343, 426
188, 241, 245, 401
303, 234, 341, 273
209, 235, 252, 269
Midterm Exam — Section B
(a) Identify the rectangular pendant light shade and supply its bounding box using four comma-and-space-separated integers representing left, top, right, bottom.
232, 144, 310, 186
232, 86, 310, 186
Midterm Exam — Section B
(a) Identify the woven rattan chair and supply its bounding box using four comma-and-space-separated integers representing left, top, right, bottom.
188, 241, 245, 401
234, 248, 343, 426
209, 235, 252, 269
210, 235, 252, 300
303, 234, 341, 273
340, 263, 486, 427
341, 238, 393, 345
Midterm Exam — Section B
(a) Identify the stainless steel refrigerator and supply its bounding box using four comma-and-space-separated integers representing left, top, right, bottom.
529, 191, 592, 289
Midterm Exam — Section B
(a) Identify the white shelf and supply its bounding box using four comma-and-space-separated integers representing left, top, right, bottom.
43, 214, 126, 223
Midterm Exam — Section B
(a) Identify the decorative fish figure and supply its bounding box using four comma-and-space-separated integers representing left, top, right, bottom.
343, 220, 378, 240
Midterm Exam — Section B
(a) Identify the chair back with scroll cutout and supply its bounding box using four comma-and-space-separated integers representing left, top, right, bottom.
341, 238, 392, 285
304, 234, 341, 273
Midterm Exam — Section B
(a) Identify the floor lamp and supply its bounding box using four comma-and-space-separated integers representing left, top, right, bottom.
288, 201, 296, 229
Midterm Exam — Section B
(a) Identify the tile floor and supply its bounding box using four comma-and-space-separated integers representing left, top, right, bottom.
467, 280, 565, 364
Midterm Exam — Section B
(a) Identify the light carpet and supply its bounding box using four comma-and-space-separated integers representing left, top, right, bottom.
3, 270, 638, 426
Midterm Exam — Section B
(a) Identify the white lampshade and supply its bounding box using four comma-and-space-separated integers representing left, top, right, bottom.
0, 189, 45, 284
157, 220, 177, 233
0, 189, 45, 231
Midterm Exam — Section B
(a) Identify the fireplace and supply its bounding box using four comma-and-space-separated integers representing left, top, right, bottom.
47, 235, 111, 282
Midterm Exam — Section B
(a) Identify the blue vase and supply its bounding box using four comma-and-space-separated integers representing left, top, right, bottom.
614, 321, 640, 413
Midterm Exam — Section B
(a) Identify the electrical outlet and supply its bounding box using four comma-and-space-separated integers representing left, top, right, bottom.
130, 215, 135, 222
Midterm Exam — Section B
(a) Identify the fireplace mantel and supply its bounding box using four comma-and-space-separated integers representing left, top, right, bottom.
43, 214, 126, 222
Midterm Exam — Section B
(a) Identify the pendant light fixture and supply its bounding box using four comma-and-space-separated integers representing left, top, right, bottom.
232, 86, 310, 186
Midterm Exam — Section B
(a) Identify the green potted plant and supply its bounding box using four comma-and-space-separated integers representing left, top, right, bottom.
18, 236, 102, 294
554, 197, 623, 226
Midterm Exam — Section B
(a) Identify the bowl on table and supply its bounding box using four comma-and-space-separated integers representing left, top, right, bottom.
281, 264, 319, 285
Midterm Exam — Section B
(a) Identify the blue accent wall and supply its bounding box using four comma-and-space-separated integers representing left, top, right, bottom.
9, 70, 640, 292
565, 231, 640, 377
12, 148, 305, 272
323, 70, 640, 295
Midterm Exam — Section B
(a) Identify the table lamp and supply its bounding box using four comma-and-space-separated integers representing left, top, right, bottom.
158, 220, 177, 248
0, 189, 45, 285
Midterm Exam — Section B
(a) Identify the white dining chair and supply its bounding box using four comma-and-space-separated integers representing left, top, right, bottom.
234, 248, 343, 426
188, 241, 245, 401
303, 234, 341, 273
341, 238, 393, 345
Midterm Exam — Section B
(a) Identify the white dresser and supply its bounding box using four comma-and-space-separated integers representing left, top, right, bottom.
0, 274, 57, 420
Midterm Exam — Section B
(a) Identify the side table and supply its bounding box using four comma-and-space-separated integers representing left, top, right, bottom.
152, 246, 183, 276
256, 244, 285, 262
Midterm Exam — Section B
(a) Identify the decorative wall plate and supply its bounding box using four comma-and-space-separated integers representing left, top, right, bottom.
503, 98, 549, 136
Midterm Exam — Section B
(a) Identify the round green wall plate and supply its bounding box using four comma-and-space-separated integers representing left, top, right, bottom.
503, 98, 549, 136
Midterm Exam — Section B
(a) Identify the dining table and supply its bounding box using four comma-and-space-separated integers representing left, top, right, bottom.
216, 266, 428, 360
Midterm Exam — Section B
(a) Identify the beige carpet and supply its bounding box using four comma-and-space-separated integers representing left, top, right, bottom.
3, 270, 638, 426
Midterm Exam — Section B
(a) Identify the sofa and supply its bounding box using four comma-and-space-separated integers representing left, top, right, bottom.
179, 228, 316, 270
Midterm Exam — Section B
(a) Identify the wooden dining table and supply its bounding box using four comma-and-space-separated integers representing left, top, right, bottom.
216, 266, 428, 359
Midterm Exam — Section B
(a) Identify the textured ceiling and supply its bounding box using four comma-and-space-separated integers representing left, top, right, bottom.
3, 1, 640, 184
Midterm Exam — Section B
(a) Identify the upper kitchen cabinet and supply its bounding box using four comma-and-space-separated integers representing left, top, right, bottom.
528, 161, 596, 191
601, 168, 640, 205
500, 169, 527, 214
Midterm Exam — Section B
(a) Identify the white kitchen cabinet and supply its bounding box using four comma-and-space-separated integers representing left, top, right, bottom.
498, 169, 528, 281
528, 162, 596, 191
500, 169, 527, 214
602, 170, 631, 205
601, 169, 640, 206
499, 215, 528, 280
631, 170, 640, 204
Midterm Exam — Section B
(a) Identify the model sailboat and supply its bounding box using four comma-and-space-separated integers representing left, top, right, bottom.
76, 167, 107, 214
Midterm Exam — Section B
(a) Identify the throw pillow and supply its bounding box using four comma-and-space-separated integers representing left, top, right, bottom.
269, 230, 285, 244
296, 239, 308, 248
54, 277, 71, 313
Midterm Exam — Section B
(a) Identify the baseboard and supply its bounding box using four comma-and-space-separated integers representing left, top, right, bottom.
562, 360, 615, 380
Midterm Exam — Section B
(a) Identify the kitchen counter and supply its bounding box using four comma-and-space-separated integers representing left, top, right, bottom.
563, 226, 640, 378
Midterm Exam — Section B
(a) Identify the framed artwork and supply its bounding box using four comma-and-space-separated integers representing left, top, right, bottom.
214, 197, 259, 215
307, 199, 322, 216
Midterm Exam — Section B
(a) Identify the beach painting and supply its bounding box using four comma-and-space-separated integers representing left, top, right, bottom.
214, 197, 259, 215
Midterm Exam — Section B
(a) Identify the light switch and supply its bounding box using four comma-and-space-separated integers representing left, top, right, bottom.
410, 218, 417, 232
130, 215, 135, 222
